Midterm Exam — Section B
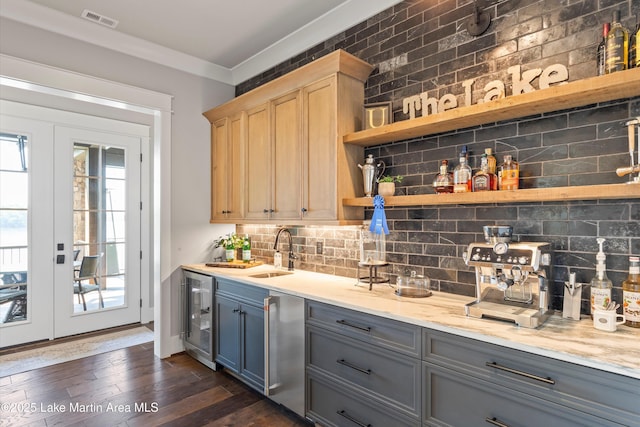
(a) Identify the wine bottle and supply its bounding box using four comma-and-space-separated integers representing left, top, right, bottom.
622, 256, 640, 328
605, 10, 629, 74
597, 23, 610, 75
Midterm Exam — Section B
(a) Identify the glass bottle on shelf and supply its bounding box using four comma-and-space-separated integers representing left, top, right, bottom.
622, 256, 640, 328
605, 10, 629, 74
498, 154, 519, 190
453, 146, 472, 193
472, 154, 495, 192
597, 23, 610, 75
590, 238, 613, 317
631, 15, 639, 68
242, 234, 252, 262
433, 159, 454, 193
484, 148, 497, 175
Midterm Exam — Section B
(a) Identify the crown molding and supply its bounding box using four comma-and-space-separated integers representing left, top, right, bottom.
1, 0, 401, 86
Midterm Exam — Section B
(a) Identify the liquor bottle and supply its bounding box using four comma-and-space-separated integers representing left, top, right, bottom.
453, 146, 472, 193
472, 154, 496, 192
597, 23, 610, 75
433, 160, 454, 193
484, 148, 497, 175
630, 15, 639, 68
622, 256, 640, 328
590, 238, 613, 317
498, 154, 519, 190
242, 235, 252, 262
605, 10, 629, 74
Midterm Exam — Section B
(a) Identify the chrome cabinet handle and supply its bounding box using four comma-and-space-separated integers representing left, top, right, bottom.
486, 417, 510, 427
263, 296, 272, 397
337, 359, 371, 375
336, 319, 371, 333
337, 410, 371, 427
486, 361, 555, 385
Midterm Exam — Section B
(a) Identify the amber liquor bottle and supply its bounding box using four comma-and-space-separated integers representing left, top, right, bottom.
498, 155, 519, 190
622, 256, 640, 328
433, 160, 454, 193
472, 155, 496, 192
605, 10, 629, 73
597, 23, 610, 75
630, 15, 639, 68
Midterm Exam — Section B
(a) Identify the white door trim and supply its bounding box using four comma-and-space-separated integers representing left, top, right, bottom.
0, 54, 174, 357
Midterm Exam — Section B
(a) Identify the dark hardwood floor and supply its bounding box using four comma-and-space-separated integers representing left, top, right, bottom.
0, 341, 311, 426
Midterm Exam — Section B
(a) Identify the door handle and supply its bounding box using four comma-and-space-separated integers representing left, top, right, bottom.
263, 296, 273, 396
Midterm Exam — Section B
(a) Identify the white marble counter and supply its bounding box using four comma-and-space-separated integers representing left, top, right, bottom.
182, 263, 640, 380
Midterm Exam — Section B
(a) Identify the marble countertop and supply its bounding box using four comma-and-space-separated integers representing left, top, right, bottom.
182, 263, 640, 380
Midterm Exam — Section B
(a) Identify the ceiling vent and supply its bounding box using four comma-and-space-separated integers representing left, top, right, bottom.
81, 9, 119, 29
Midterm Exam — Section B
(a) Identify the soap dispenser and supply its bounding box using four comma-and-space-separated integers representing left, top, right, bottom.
590, 238, 613, 317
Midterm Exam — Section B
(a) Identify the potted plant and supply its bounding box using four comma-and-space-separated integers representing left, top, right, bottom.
215, 233, 244, 261
377, 175, 403, 197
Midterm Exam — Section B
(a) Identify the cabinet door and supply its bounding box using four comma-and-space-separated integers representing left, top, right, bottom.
211, 115, 244, 221
245, 103, 272, 220
239, 302, 265, 390
226, 113, 244, 220
214, 294, 240, 372
211, 118, 229, 221
271, 90, 302, 220
303, 76, 337, 220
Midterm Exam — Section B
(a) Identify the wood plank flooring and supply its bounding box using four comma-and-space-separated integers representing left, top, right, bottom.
0, 341, 311, 426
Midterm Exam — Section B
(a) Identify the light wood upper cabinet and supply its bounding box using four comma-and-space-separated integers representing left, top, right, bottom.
204, 50, 374, 225
245, 103, 271, 220
211, 114, 244, 221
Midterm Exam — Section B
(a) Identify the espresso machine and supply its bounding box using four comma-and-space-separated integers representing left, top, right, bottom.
463, 226, 553, 328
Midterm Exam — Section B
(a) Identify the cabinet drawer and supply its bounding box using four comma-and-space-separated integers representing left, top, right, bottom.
423, 329, 639, 425
423, 362, 621, 427
307, 325, 420, 419
215, 278, 268, 304
307, 372, 420, 427
306, 300, 421, 357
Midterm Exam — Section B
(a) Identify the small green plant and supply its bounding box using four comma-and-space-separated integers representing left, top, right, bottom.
378, 175, 403, 183
215, 232, 243, 249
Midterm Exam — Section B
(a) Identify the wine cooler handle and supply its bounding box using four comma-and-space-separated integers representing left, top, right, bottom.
263, 296, 273, 397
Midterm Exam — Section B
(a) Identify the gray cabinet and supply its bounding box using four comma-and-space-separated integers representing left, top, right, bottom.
306, 301, 422, 426
422, 329, 639, 427
214, 278, 268, 392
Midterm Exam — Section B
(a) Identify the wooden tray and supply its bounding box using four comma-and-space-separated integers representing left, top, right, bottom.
205, 260, 263, 269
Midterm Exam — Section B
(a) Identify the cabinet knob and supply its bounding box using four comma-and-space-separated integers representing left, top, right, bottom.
263, 209, 269, 213
301, 207, 308, 213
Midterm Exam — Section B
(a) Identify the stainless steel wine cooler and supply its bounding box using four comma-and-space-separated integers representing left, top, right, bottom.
181, 270, 216, 370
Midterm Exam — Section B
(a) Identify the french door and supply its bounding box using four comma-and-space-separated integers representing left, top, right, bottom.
0, 104, 144, 347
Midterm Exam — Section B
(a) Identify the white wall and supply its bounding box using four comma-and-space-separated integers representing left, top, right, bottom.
0, 17, 235, 353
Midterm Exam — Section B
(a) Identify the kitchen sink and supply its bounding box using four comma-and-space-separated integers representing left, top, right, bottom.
249, 271, 293, 279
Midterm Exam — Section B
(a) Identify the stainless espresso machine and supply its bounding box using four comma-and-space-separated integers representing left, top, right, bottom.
463, 226, 553, 328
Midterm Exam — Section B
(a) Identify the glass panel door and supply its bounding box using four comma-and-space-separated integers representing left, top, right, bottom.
54, 126, 141, 337
0, 116, 54, 347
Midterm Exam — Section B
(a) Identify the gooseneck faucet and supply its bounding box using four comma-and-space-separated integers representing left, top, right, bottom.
274, 227, 297, 271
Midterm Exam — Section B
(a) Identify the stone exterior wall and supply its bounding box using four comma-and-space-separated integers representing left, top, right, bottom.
235, 0, 640, 313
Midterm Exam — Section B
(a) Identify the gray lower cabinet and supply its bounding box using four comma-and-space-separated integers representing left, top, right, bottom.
422, 329, 639, 427
305, 300, 422, 426
214, 278, 268, 392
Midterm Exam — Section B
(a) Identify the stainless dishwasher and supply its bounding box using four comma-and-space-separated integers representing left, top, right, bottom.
264, 291, 305, 417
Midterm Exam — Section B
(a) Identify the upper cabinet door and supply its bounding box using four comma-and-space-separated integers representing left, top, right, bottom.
211, 114, 244, 222
302, 76, 337, 220
245, 103, 272, 220
271, 90, 302, 220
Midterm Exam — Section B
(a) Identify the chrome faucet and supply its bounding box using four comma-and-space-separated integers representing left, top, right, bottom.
274, 227, 297, 271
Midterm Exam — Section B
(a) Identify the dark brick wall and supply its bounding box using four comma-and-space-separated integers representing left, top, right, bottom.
236, 0, 640, 313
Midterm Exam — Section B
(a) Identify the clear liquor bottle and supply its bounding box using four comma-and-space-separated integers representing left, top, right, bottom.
590, 238, 613, 317
433, 160, 454, 193
453, 147, 472, 193
605, 10, 629, 74
622, 256, 640, 328
498, 154, 519, 190
597, 23, 610, 75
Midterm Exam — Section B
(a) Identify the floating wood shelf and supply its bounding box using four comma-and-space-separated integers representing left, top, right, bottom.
343, 68, 640, 147
342, 183, 640, 207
